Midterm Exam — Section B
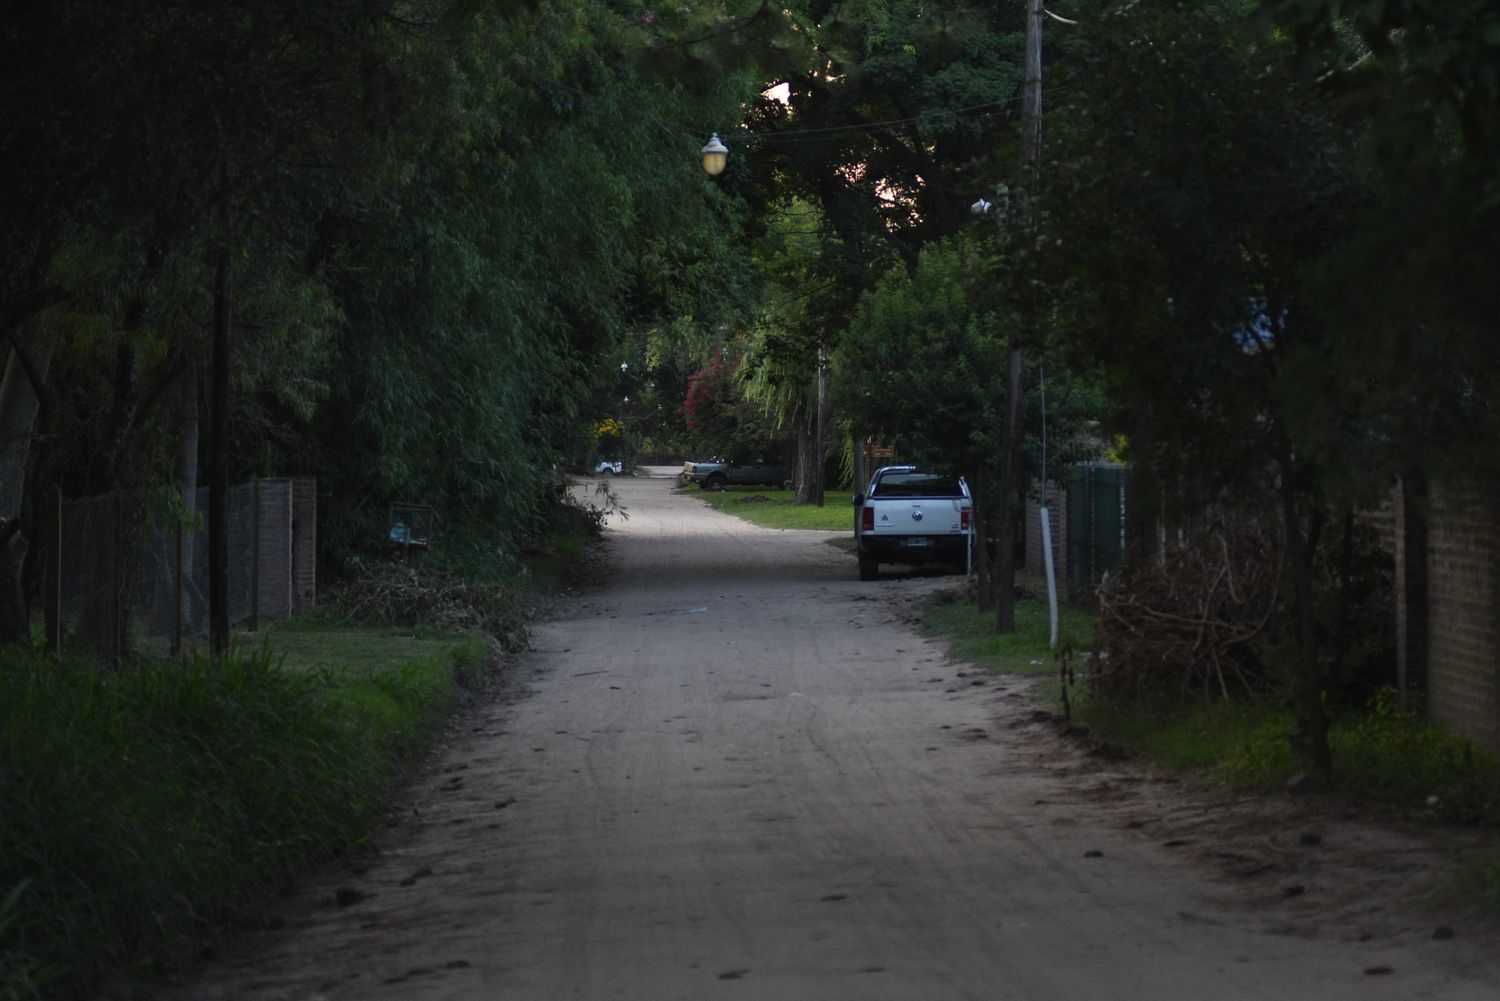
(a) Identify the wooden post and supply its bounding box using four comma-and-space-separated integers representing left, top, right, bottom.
47, 486, 62, 654
172, 516, 183, 656
249, 478, 261, 632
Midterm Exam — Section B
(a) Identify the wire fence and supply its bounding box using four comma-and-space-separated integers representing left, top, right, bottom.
54, 478, 316, 663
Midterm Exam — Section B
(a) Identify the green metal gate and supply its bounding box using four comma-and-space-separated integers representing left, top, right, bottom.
1068, 462, 1130, 595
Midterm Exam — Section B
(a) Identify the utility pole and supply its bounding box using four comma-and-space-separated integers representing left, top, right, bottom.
995, 0, 1043, 632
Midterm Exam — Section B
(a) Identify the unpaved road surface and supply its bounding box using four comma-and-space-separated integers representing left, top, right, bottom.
169, 471, 1500, 1000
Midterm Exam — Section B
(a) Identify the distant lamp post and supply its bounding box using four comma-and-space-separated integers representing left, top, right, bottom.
701, 133, 728, 176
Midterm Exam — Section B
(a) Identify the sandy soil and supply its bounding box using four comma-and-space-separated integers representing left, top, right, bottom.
160, 470, 1500, 1001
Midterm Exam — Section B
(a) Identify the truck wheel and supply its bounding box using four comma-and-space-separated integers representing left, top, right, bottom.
705, 474, 727, 492
858, 554, 879, 581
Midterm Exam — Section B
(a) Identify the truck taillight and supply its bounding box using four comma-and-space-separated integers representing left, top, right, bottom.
960, 506, 971, 530
862, 505, 874, 531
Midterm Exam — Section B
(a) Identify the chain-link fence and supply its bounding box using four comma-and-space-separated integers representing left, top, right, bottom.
55, 478, 316, 663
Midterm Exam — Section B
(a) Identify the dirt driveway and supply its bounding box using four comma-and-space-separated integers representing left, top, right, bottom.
169, 471, 1500, 1000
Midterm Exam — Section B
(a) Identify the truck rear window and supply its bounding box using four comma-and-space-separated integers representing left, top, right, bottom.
871, 473, 963, 498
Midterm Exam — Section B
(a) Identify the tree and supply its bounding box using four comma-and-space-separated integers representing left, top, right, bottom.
1042, 0, 1361, 775
706, 1, 1031, 505
0, 0, 761, 650
836, 238, 1100, 603
1261, 0, 1500, 491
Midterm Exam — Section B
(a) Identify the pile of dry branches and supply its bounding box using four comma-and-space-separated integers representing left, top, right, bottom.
326, 557, 530, 652
1089, 523, 1282, 702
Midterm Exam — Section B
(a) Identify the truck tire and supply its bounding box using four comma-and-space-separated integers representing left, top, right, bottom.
858, 553, 879, 581
704, 473, 727, 492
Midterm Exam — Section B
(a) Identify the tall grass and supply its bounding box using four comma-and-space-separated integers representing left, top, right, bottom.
1070, 687, 1500, 826
0, 636, 483, 1001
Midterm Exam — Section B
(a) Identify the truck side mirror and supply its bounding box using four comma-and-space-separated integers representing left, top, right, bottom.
852, 493, 864, 506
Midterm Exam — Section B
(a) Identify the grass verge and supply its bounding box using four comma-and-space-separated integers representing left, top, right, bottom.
1069, 689, 1500, 824
921, 589, 1500, 909
921, 589, 1096, 677
685, 485, 855, 532
0, 626, 489, 1001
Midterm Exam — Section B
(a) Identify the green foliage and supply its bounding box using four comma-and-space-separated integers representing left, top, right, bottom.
835, 239, 1005, 480
1331, 690, 1500, 823
1071, 686, 1500, 826
0, 636, 484, 1000
744, 1, 1026, 268
1076, 698, 1293, 773
835, 239, 1103, 495
1044, 1, 1355, 505
1260, 0, 1500, 491
3, 0, 759, 587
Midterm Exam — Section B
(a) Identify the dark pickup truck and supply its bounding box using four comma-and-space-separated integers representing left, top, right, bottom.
679, 456, 789, 491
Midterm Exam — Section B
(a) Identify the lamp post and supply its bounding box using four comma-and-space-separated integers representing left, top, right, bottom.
700, 133, 728, 176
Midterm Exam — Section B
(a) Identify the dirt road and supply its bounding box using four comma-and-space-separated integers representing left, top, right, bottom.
171, 471, 1500, 1000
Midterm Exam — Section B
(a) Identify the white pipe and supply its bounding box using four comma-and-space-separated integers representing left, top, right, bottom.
1041, 503, 1059, 648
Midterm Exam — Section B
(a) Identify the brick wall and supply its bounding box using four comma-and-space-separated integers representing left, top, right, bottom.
1420, 480, 1500, 756
1023, 480, 1068, 582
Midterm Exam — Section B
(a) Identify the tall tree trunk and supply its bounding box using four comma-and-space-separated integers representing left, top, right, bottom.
1330, 506, 1355, 697
210, 247, 232, 658
971, 480, 994, 612
812, 345, 828, 507
0, 322, 57, 649
994, 344, 1024, 631
1, 325, 56, 518
794, 402, 816, 505
177, 368, 206, 637
1281, 458, 1331, 778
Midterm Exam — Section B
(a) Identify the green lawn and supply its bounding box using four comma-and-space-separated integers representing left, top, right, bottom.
687, 485, 857, 532
922, 590, 1097, 677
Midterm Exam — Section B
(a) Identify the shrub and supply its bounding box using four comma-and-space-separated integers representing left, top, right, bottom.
0, 639, 468, 1000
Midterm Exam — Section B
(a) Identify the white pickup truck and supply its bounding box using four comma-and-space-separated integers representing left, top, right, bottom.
853, 466, 973, 581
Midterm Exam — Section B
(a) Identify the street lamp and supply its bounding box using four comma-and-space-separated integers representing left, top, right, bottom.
700, 133, 728, 176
